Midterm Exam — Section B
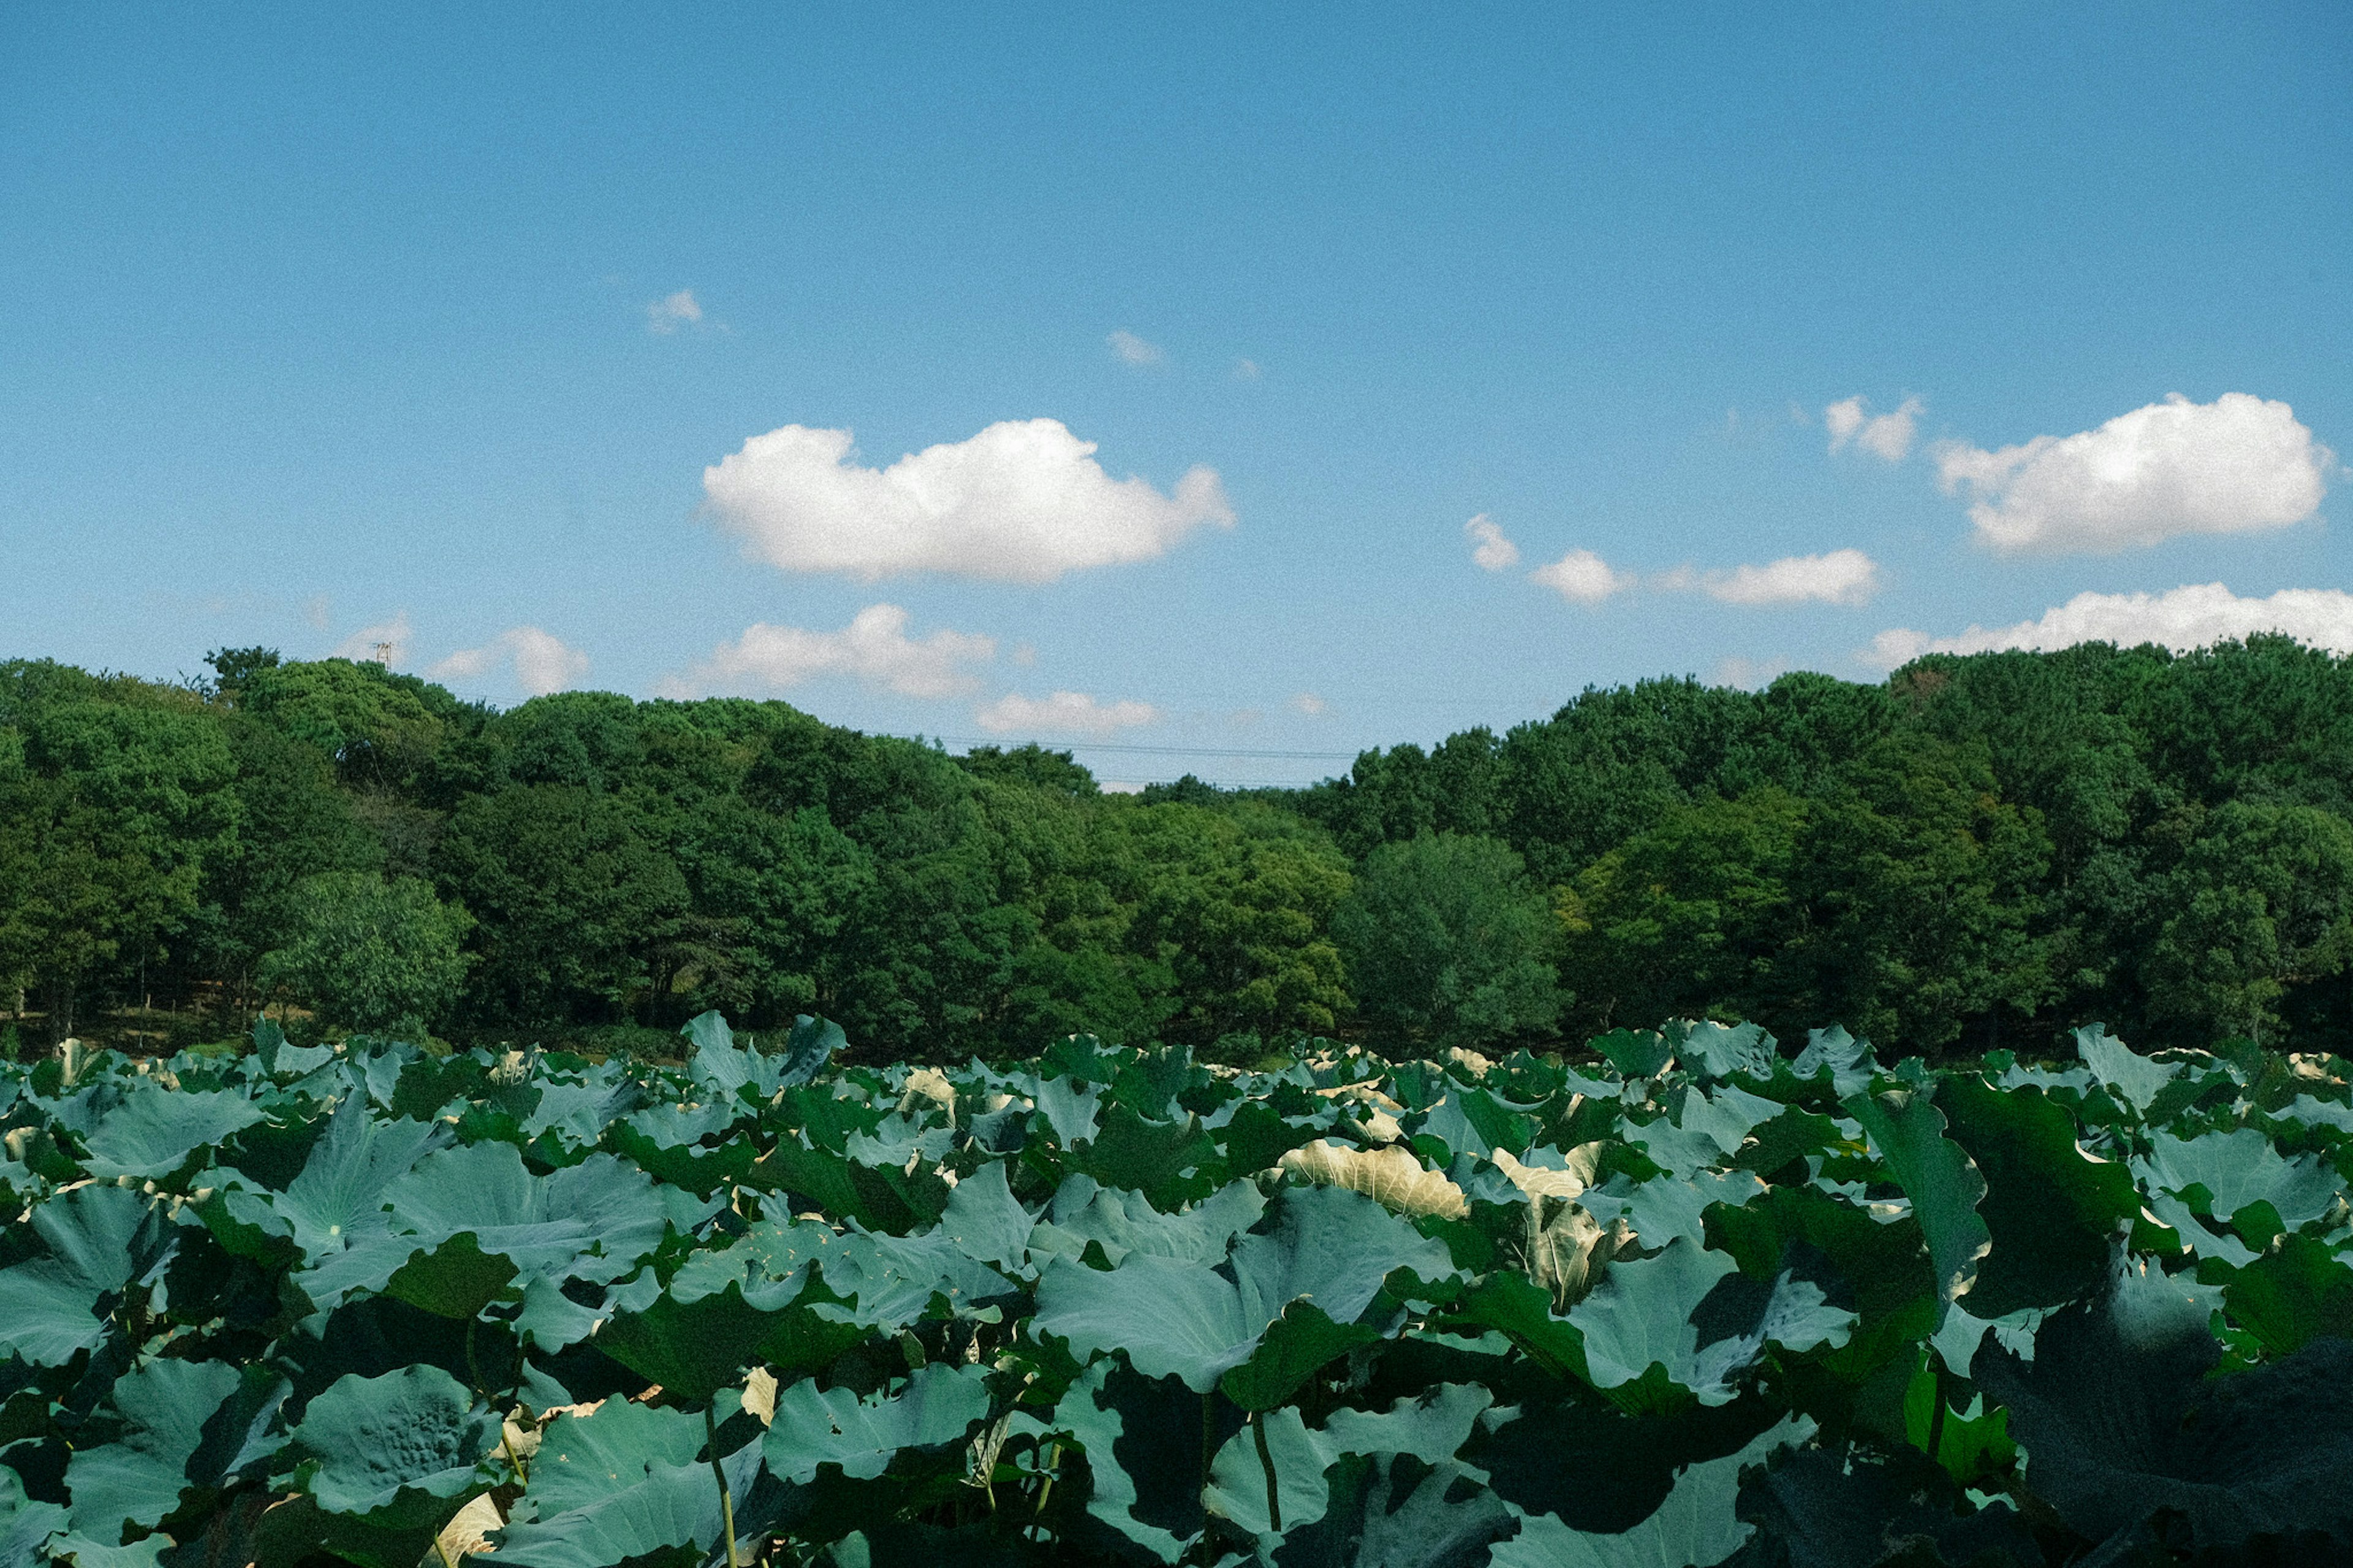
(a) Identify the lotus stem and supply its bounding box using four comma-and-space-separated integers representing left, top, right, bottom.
707, 1401, 741, 1568
1252, 1412, 1281, 1532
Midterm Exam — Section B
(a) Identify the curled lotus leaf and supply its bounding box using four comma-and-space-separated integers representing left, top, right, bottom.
1278, 1139, 1468, 1220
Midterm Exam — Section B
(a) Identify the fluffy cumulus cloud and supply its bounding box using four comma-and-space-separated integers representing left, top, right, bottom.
1868, 582, 2353, 667
1825, 395, 1922, 463
1107, 330, 1163, 366
703, 419, 1235, 583
646, 290, 703, 333
661, 604, 995, 699
1530, 548, 1635, 605
431, 627, 590, 697
1936, 393, 2332, 555
1700, 548, 1881, 607
332, 612, 413, 667
976, 690, 1158, 736
1464, 513, 1520, 572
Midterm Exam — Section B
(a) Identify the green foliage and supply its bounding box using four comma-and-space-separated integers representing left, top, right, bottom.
257, 870, 474, 1039
1333, 831, 1559, 1047
6, 1017, 2351, 1564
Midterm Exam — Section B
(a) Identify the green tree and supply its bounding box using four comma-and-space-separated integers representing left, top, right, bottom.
257, 872, 474, 1040
1559, 788, 1806, 1032
0, 669, 239, 1037
1332, 831, 1558, 1047
2141, 802, 2353, 1047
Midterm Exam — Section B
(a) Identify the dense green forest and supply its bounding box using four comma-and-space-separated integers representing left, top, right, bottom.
3, 636, 2351, 1062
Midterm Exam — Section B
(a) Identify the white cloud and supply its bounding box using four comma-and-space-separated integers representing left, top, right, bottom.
1826, 395, 1922, 462
1233, 358, 1262, 381
1107, 330, 1163, 366
1465, 513, 1520, 572
976, 690, 1159, 736
1701, 548, 1882, 607
703, 419, 1234, 584
333, 612, 412, 667
1529, 548, 1636, 605
646, 290, 703, 333
1290, 691, 1327, 716
662, 604, 995, 699
1868, 582, 2353, 668
1715, 656, 1794, 690
1935, 393, 2332, 555
432, 627, 590, 697
301, 594, 331, 630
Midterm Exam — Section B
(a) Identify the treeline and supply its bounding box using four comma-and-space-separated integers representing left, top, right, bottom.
3, 637, 2351, 1060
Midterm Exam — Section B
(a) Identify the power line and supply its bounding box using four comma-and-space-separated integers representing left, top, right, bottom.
923, 736, 1364, 761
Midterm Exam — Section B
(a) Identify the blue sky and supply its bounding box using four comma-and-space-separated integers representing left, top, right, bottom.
4, 3, 2347, 786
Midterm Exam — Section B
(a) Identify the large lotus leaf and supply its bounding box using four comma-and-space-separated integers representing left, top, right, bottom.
820, 1229, 1018, 1330
777, 1013, 846, 1089
63, 1358, 242, 1541
522, 1078, 643, 1148
844, 1111, 957, 1172
1028, 1077, 1104, 1145
290, 1364, 499, 1529
1050, 1360, 1207, 1564
1590, 1029, 1673, 1080
2074, 1023, 2176, 1115
936, 1159, 1036, 1272
78, 1083, 265, 1182
0, 1184, 168, 1365
1322, 1384, 1493, 1466
1667, 1085, 1785, 1159
1206, 1404, 1334, 1537
1255, 1452, 1512, 1568
489, 1435, 764, 1568
378, 1143, 669, 1308
600, 1224, 863, 1398
684, 1009, 756, 1097
1974, 1262, 2353, 1550
817, 1521, 1041, 1568
1676, 1021, 1776, 1083
2223, 1233, 2353, 1357
1937, 1074, 2139, 1317
1578, 1170, 1765, 1253
1275, 1142, 1469, 1221
1468, 1390, 1779, 1538
1732, 1444, 2040, 1568
1789, 1026, 1877, 1097
1221, 1302, 1384, 1412
1229, 1185, 1454, 1329
1027, 1175, 1266, 1268
1488, 1415, 1810, 1568
1566, 1239, 1743, 1409
764, 1362, 992, 1485
2276, 1094, 2353, 1135
1035, 1252, 1261, 1392
1038, 1186, 1446, 1393
509, 1397, 702, 1520
1843, 1089, 1989, 1320
271, 1093, 442, 1260
1068, 1105, 1219, 1207
748, 1138, 950, 1234
2134, 1128, 2341, 1232
0, 1468, 67, 1568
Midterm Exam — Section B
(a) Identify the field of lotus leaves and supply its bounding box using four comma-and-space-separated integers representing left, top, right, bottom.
4, 1013, 2353, 1567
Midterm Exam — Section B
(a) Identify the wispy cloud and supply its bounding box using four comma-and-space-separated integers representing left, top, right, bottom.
976, 690, 1158, 736
1464, 513, 1520, 572
1868, 582, 2353, 667
333, 612, 412, 667
646, 289, 704, 334
1934, 393, 2332, 555
1696, 548, 1881, 607
1233, 357, 1262, 381
703, 419, 1233, 584
1530, 548, 1636, 605
1825, 395, 1922, 462
1107, 329, 1164, 366
1290, 691, 1327, 716
661, 604, 995, 699
432, 627, 590, 697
